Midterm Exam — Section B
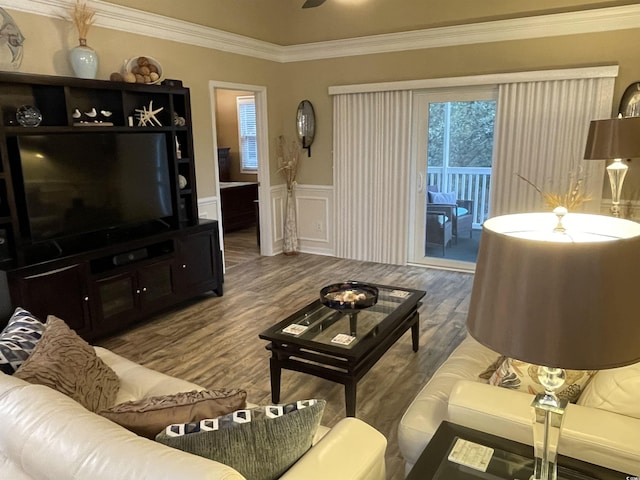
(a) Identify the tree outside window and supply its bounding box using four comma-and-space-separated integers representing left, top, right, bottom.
428, 101, 496, 168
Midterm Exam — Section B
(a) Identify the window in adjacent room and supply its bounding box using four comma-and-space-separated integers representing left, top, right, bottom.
237, 95, 258, 172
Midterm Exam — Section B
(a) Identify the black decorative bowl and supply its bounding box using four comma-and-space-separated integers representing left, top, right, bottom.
320, 281, 379, 313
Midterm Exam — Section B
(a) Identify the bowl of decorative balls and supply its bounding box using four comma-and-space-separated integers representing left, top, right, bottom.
120, 56, 163, 85
320, 281, 379, 313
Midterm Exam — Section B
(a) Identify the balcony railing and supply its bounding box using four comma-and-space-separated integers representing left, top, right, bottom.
427, 166, 492, 227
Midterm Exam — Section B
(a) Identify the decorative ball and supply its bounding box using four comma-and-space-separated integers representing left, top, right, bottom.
178, 175, 188, 189
123, 72, 136, 83
110, 72, 124, 82
125, 56, 163, 84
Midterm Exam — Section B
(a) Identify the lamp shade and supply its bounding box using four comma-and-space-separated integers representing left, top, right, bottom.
467, 212, 640, 370
584, 116, 640, 160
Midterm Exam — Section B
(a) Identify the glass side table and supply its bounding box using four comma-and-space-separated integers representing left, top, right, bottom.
407, 421, 630, 480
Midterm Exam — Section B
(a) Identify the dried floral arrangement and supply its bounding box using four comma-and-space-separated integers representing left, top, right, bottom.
69, 0, 95, 42
517, 166, 592, 210
276, 135, 302, 190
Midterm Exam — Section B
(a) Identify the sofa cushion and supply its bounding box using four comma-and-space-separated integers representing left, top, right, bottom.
488, 357, 595, 402
99, 388, 247, 439
0, 307, 45, 375
428, 191, 457, 204
14, 315, 120, 412
577, 362, 640, 419
156, 399, 325, 480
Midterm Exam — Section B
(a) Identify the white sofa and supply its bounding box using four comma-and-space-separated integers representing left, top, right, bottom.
0, 346, 387, 480
398, 335, 640, 477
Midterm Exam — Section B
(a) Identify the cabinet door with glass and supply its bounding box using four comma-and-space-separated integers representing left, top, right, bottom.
91, 271, 138, 333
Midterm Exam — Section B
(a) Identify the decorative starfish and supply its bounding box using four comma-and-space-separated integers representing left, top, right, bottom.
135, 101, 164, 126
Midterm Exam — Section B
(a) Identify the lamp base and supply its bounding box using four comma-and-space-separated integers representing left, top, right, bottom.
607, 159, 628, 219
610, 203, 621, 218
530, 367, 567, 480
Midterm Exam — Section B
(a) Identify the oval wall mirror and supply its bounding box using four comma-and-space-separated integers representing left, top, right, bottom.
296, 100, 315, 157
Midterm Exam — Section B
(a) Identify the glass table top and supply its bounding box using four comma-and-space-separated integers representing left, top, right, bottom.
410, 423, 627, 480
434, 436, 612, 480
270, 286, 420, 350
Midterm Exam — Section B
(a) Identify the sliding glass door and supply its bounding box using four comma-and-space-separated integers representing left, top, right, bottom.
409, 87, 497, 270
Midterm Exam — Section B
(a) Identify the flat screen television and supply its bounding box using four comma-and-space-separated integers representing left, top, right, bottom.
17, 132, 174, 244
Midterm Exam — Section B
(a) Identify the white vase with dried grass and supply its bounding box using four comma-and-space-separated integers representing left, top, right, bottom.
277, 136, 302, 255
69, 1, 98, 79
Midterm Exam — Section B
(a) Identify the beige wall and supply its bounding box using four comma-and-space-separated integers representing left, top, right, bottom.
214, 89, 258, 182
7, 6, 640, 199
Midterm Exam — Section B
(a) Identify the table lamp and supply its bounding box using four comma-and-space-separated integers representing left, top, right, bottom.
467, 210, 640, 480
584, 115, 640, 217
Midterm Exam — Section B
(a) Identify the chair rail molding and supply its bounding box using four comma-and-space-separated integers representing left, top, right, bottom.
7, 0, 640, 63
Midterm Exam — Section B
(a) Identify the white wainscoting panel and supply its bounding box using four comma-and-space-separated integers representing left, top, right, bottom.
271, 184, 335, 256
197, 196, 219, 220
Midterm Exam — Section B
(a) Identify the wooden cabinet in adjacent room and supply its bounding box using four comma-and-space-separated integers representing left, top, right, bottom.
217, 147, 231, 182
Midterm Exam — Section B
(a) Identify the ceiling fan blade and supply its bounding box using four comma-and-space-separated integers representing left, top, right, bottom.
302, 0, 326, 8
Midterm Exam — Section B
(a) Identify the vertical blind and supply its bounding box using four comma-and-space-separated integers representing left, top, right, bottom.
332, 70, 616, 265
237, 95, 258, 171
333, 90, 412, 265
490, 77, 614, 216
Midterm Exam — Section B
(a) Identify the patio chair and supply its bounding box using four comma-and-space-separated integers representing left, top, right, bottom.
427, 186, 474, 244
426, 210, 453, 256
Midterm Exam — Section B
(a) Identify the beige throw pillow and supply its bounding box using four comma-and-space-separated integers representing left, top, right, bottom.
488, 357, 595, 403
99, 389, 247, 439
14, 315, 120, 412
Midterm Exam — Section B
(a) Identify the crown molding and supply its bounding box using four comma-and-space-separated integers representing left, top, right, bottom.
4, 1, 640, 63
284, 5, 640, 62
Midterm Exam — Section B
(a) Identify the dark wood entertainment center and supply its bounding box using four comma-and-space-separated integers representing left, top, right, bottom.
0, 72, 223, 340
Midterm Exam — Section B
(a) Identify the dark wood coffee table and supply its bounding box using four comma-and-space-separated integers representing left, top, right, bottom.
407, 421, 630, 480
258, 283, 425, 416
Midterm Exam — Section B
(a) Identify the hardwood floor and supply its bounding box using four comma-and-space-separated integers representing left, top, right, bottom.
97, 252, 473, 480
222, 226, 261, 269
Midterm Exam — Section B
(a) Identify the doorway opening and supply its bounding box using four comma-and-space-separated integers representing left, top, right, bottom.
410, 87, 496, 270
209, 82, 272, 270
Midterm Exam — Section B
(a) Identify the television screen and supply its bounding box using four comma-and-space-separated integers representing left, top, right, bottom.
18, 133, 173, 242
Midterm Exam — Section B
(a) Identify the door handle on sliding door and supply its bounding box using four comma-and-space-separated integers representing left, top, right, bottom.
417, 172, 424, 193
